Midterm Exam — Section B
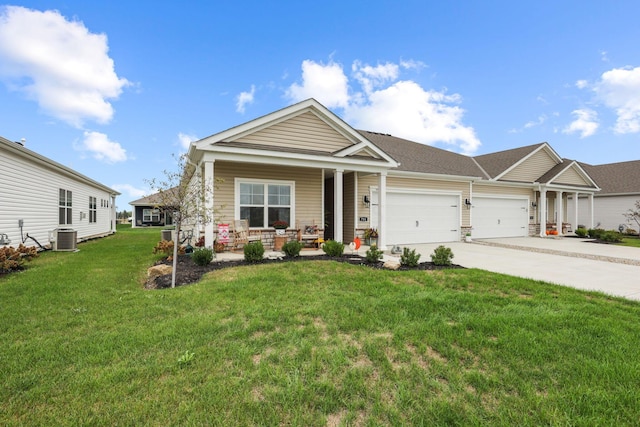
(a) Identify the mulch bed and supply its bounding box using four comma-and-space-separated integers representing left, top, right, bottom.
149, 254, 464, 289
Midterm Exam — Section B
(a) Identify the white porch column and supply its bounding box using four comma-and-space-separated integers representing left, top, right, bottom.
588, 193, 595, 229
556, 191, 564, 236
204, 161, 215, 248
573, 192, 579, 232
539, 187, 547, 237
334, 169, 344, 243
377, 172, 387, 250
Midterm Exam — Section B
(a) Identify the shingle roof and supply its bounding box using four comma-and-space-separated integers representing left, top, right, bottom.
130, 187, 179, 206
473, 143, 546, 179
579, 160, 640, 195
359, 131, 486, 177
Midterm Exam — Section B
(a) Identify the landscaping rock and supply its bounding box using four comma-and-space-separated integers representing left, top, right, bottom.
383, 259, 401, 270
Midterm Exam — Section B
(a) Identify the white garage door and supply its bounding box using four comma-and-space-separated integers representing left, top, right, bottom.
372, 191, 460, 244
473, 197, 528, 238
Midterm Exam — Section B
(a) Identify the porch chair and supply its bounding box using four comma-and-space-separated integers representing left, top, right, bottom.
232, 219, 262, 251
297, 219, 321, 249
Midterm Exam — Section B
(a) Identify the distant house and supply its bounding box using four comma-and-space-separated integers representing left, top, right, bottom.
182, 98, 601, 249
0, 136, 119, 250
129, 188, 177, 228
568, 161, 640, 231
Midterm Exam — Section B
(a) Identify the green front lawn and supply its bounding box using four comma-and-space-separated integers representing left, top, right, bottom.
2, 226, 640, 425
620, 236, 640, 247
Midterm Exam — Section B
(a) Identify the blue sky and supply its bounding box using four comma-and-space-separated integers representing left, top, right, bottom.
2, 1, 640, 208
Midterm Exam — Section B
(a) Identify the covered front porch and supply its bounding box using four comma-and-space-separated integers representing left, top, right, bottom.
533, 187, 596, 237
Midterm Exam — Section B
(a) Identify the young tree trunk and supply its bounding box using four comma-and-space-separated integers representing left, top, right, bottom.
171, 220, 181, 288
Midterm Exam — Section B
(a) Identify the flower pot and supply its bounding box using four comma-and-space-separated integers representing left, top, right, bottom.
465, 236, 472, 243
274, 235, 287, 251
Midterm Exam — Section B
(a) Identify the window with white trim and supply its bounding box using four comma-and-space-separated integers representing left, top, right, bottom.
89, 196, 97, 223
143, 208, 160, 223
238, 181, 292, 228
59, 189, 72, 225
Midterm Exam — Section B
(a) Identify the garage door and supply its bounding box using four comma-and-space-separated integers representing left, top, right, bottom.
372, 191, 460, 244
473, 197, 528, 238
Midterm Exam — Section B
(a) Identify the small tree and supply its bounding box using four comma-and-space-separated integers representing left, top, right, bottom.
146, 153, 220, 288
624, 200, 640, 231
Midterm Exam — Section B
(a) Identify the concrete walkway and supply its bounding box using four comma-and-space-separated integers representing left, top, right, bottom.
407, 237, 640, 301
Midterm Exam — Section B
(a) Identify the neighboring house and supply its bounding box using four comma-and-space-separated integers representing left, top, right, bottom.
0, 136, 119, 250
184, 99, 600, 249
567, 160, 640, 231
129, 188, 177, 228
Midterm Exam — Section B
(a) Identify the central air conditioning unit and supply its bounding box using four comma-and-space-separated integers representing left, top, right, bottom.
51, 228, 78, 251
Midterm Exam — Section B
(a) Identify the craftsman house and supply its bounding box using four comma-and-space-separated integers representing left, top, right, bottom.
184, 99, 600, 249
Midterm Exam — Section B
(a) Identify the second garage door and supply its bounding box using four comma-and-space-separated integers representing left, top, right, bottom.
372, 190, 460, 244
472, 197, 529, 238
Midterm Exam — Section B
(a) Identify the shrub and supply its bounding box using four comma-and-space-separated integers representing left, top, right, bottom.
0, 244, 38, 273
365, 245, 384, 263
281, 240, 303, 257
153, 240, 185, 257
192, 248, 214, 266
575, 227, 588, 238
243, 241, 264, 263
600, 230, 623, 243
322, 240, 344, 257
430, 245, 454, 266
400, 247, 421, 267
588, 228, 606, 239
625, 228, 638, 236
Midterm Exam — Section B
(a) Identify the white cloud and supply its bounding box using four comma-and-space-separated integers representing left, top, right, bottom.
285, 59, 349, 108
80, 131, 127, 163
112, 184, 147, 199
595, 66, 640, 134
575, 80, 589, 89
285, 59, 481, 155
236, 84, 255, 113
524, 114, 548, 129
352, 61, 399, 94
177, 132, 198, 151
562, 109, 599, 138
0, 6, 129, 127
600, 50, 609, 62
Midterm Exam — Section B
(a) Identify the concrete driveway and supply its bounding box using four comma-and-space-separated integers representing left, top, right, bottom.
405, 237, 640, 301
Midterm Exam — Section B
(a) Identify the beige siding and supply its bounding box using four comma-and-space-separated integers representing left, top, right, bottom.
236, 111, 354, 153
473, 184, 534, 198
552, 167, 590, 186
473, 184, 535, 224
343, 173, 355, 242
501, 148, 558, 182
357, 174, 471, 227
213, 161, 322, 227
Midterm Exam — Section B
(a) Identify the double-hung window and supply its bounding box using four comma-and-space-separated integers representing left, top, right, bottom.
238, 180, 293, 228
143, 208, 160, 223
89, 197, 97, 223
59, 189, 72, 225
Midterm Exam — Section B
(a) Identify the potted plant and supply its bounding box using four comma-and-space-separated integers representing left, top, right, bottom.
272, 220, 289, 236
213, 239, 225, 253
363, 228, 378, 246
465, 232, 472, 243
